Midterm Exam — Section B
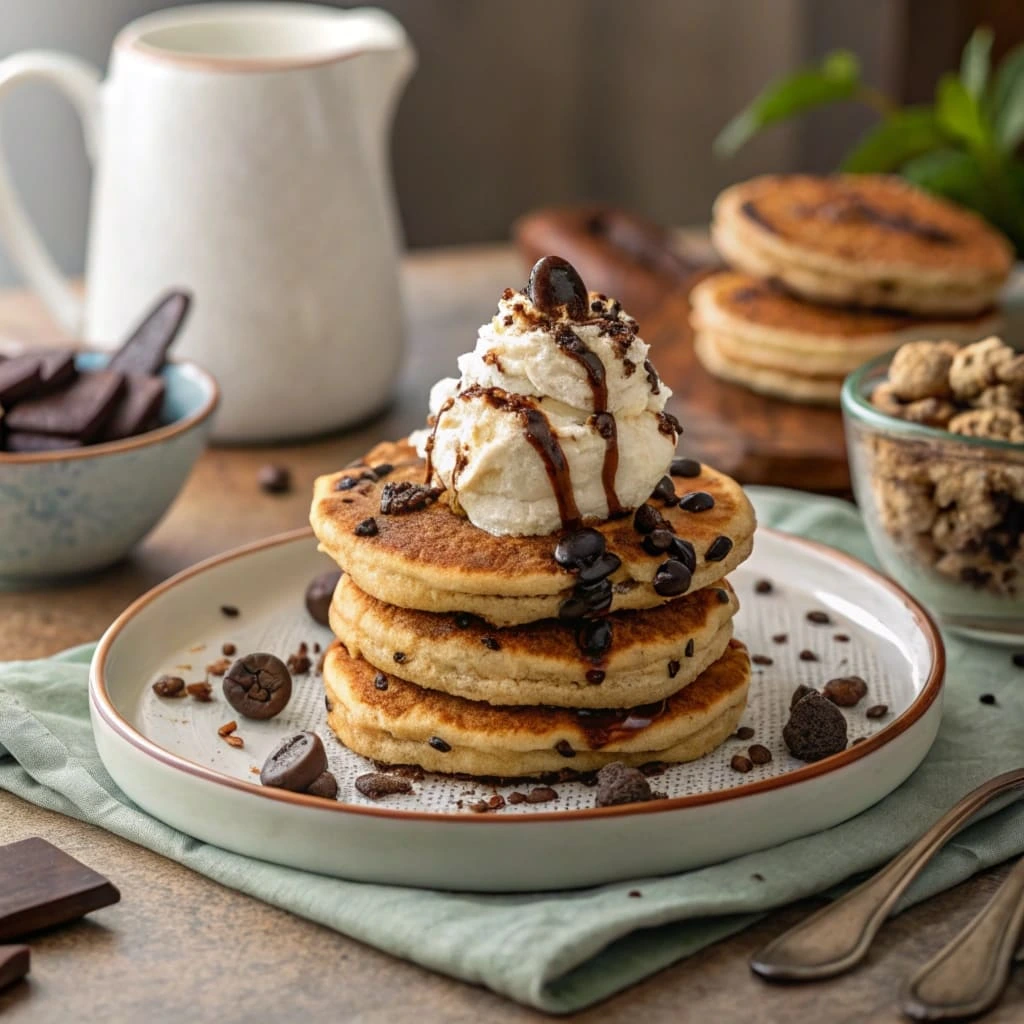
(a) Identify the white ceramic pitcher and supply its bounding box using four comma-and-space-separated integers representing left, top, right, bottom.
0, 3, 415, 441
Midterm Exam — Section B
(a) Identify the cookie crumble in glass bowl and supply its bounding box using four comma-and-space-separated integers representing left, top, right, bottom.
842, 344, 1023, 644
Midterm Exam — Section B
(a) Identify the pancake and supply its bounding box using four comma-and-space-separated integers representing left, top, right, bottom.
691, 272, 1001, 378
712, 175, 1012, 315
311, 439, 756, 626
695, 331, 842, 405
330, 572, 738, 708
323, 639, 751, 777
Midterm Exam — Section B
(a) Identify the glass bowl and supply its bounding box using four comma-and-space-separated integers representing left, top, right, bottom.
841, 351, 1024, 644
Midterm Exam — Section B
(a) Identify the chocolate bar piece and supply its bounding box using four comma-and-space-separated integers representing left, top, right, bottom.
4, 431, 83, 453
0, 838, 120, 942
0, 946, 29, 993
0, 355, 41, 404
107, 291, 191, 376
5, 370, 125, 440
37, 349, 78, 393
100, 374, 166, 441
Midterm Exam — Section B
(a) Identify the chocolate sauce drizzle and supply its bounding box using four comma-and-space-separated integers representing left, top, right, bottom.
423, 396, 454, 485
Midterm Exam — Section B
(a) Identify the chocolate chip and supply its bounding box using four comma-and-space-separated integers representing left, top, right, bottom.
455, 612, 475, 628
481, 636, 501, 651
186, 681, 213, 702
754, 579, 774, 595
628, 890, 643, 898
393, 651, 406, 664
670, 457, 701, 478
221, 642, 236, 656
508, 791, 527, 804
335, 476, 359, 491
752, 873, 765, 882
595, 762, 653, 806
555, 739, 576, 758
223, 653, 293, 719
586, 669, 605, 685
705, 536, 733, 562
355, 772, 413, 800
258, 464, 291, 494
668, 660, 680, 678
784, 692, 848, 762
528, 255, 588, 320
527, 786, 558, 803
373, 463, 394, 478
577, 619, 612, 658
577, 578, 613, 614
653, 559, 692, 596
260, 732, 327, 791
751, 654, 773, 666
379, 481, 440, 515
633, 504, 665, 534
429, 736, 452, 753
772, 633, 788, 644
354, 517, 378, 537
642, 529, 674, 555
866, 703, 890, 717
790, 684, 817, 709
806, 610, 832, 625
554, 528, 605, 569
305, 771, 338, 800
748, 744, 772, 765
1011, 653, 1024, 669
374, 672, 388, 691
684, 639, 695, 657
731, 755, 753, 773
823, 676, 868, 707
651, 476, 677, 505
304, 570, 342, 627
668, 537, 697, 572
220, 605, 240, 618
834, 634, 850, 643
715, 588, 730, 603
152, 675, 185, 698
577, 552, 621, 583
735, 726, 755, 740
678, 491, 715, 513
799, 649, 818, 662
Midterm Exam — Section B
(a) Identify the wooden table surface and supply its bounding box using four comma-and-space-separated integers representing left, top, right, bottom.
1, 245, 1020, 1023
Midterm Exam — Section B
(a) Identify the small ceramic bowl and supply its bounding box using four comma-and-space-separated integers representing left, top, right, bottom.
842, 351, 1024, 644
0, 353, 218, 586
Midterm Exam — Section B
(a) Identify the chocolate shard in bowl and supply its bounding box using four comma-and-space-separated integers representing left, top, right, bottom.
107, 290, 191, 376
37, 349, 78, 393
99, 374, 166, 441
0, 355, 41, 404
5, 370, 125, 441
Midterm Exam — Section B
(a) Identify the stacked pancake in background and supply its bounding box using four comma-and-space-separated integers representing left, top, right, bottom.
692, 174, 1012, 406
310, 257, 756, 778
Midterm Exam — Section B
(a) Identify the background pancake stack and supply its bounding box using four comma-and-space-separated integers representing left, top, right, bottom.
310, 439, 757, 779
693, 174, 1012, 406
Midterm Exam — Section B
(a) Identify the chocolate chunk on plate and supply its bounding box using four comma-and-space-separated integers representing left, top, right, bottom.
5, 369, 125, 440
100, 374, 166, 441
37, 349, 78, 392
4, 431, 83, 453
107, 290, 191, 376
0, 355, 41, 404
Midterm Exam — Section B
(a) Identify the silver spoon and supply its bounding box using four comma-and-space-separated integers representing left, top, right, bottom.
750, 767, 1024, 981
901, 856, 1024, 1020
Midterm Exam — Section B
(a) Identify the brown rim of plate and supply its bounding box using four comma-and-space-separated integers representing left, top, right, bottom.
89, 525, 946, 825
0, 358, 219, 465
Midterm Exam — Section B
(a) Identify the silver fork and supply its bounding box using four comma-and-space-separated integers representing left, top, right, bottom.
750, 767, 1024, 982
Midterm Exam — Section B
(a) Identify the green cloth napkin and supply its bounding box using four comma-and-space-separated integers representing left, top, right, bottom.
1, 488, 1023, 1015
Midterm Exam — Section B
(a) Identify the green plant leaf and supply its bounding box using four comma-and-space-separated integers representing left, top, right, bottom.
841, 107, 946, 172
990, 43, 1024, 152
900, 148, 991, 211
960, 26, 993, 100
715, 50, 861, 156
935, 73, 990, 148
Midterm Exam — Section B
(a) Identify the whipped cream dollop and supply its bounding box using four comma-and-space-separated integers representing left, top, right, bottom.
412, 257, 679, 536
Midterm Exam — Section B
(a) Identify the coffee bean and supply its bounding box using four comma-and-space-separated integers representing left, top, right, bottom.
866, 703, 889, 718
668, 537, 697, 572
731, 755, 753, 773
642, 529, 674, 555
429, 736, 452, 752
823, 676, 868, 707
754, 579, 774, 594
555, 739, 576, 758
355, 772, 413, 800
834, 634, 850, 643
526, 786, 557, 803
751, 654, 773, 666
260, 732, 327, 791
748, 744, 772, 765
577, 552, 621, 584
258, 463, 291, 494
705, 536, 733, 562
152, 675, 185, 698
554, 528, 605, 569
586, 669, 605, 685
653, 559, 692, 596
223, 653, 293, 719
220, 605, 240, 618
668, 659, 680, 678
354, 517, 378, 537
304, 570, 342, 626
806, 610, 832, 625
651, 476, 677, 504
528, 255, 588, 320
481, 636, 501, 651
187, 681, 213, 702
633, 504, 665, 534
685, 639, 695, 657
508, 791, 527, 804
670, 457, 701, 478
577, 619, 613, 658
735, 726, 755, 740
799, 649, 818, 662
221, 642, 236, 656
772, 633, 788, 644
678, 491, 715, 513
335, 476, 358, 491
374, 673, 388, 691
305, 771, 338, 799
1011, 653, 1024, 669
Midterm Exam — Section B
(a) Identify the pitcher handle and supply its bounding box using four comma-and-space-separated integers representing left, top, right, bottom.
0, 51, 100, 332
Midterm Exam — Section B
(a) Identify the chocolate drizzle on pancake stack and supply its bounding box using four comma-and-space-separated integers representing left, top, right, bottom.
310, 258, 756, 781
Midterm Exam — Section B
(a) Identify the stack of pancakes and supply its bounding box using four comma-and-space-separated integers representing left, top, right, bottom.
310, 439, 756, 778
692, 174, 1011, 406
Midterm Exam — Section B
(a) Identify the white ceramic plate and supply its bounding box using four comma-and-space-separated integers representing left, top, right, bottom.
90, 527, 944, 892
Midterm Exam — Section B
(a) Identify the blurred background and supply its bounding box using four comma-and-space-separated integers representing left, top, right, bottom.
0, 0, 1021, 285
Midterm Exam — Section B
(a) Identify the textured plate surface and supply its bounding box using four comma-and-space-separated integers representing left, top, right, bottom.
90, 527, 944, 891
